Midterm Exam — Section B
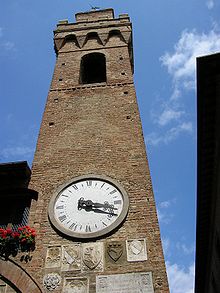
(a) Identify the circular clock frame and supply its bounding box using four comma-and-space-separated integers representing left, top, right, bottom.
48, 174, 129, 239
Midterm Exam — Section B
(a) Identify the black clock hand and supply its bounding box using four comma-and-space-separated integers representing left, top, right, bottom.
92, 201, 118, 210
89, 207, 118, 216
77, 199, 118, 216
78, 198, 117, 210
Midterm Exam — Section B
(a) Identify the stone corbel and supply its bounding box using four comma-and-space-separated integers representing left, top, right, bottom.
121, 31, 132, 44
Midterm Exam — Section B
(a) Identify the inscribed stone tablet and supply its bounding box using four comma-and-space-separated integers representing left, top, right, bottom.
96, 272, 154, 293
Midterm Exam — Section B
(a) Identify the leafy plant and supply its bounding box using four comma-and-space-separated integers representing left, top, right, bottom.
0, 226, 36, 258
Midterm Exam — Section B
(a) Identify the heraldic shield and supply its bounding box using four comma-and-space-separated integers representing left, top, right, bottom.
107, 243, 123, 262
82, 245, 102, 270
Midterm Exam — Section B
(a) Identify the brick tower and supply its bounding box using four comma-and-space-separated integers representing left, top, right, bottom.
1, 9, 169, 293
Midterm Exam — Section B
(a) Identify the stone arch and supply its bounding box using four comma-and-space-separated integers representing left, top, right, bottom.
83, 32, 103, 47
107, 29, 125, 43
59, 34, 79, 52
0, 259, 42, 293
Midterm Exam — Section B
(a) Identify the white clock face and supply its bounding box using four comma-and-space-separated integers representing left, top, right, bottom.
48, 175, 129, 239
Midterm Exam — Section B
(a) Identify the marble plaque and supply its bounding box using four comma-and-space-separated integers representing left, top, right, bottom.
126, 239, 147, 262
43, 273, 61, 291
61, 244, 81, 271
45, 246, 61, 268
96, 272, 154, 293
82, 242, 104, 272
62, 277, 88, 293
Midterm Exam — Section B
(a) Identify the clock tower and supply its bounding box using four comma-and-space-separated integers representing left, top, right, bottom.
25, 8, 168, 293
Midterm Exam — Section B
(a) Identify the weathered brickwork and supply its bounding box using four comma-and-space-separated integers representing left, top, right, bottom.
19, 8, 169, 293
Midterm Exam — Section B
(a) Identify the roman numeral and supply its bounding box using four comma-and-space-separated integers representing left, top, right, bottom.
102, 221, 107, 227
100, 183, 105, 188
85, 225, 91, 232
114, 200, 122, 205
110, 189, 117, 195
56, 205, 64, 209
58, 215, 67, 222
69, 223, 77, 230
72, 184, 78, 190
86, 180, 92, 187
61, 194, 69, 198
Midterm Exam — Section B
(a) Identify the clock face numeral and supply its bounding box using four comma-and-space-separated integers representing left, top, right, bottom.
114, 200, 122, 205
56, 205, 64, 209
58, 215, 67, 222
69, 222, 76, 230
85, 225, 91, 232
86, 180, 92, 187
50, 176, 129, 239
109, 189, 117, 195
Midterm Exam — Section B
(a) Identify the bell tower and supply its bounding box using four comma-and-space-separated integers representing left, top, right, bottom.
26, 8, 169, 293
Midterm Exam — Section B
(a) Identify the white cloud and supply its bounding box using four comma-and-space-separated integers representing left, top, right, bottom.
162, 237, 171, 257
167, 262, 195, 293
0, 146, 34, 159
0, 27, 16, 53
160, 201, 171, 209
145, 28, 220, 146
160, 29, 220, 89
0, 41, 15, 52
0, 27, 3, 38
157, 209, 174, 224
206, 0, 214, 9
176, 242, 195, 255
158, 109, 184, 126
146, 122, 193, 146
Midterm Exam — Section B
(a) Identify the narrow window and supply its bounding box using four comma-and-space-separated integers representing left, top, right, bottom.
80, 53, 106, 84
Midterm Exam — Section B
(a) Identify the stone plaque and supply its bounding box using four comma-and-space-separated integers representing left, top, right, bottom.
43, 273, 61, 291
62, 277, 89, 293
96, 272, 154, 293
107, 242, 123, 262
61, 244, 81, 271
45, 246, 61, 268
126, 239, 147, 262
105, 241, 126, 269
82, 242, 104, 272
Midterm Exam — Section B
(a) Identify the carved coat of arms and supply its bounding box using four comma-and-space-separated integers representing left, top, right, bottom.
107, 243, 123, 262
82, 245, 102, 270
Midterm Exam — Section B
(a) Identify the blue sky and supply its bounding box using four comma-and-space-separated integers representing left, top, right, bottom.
1, 1, 220, 292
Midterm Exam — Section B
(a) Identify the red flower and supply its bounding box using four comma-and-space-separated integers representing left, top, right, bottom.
6, 228, 12, 235
12, 232, 20, 238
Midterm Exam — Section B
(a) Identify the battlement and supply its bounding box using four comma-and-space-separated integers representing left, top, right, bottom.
75, 8, 114, 22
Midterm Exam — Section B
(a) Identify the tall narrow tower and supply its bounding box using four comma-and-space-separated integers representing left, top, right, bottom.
27, 9, 168, 293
